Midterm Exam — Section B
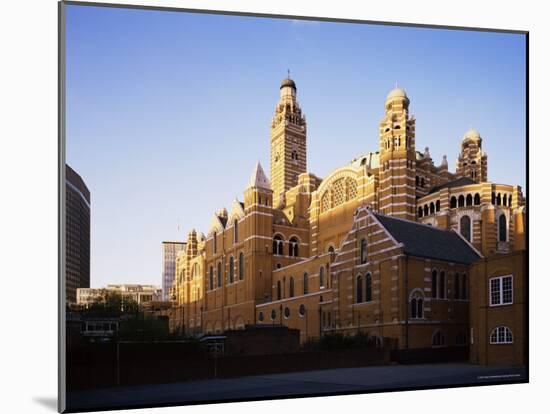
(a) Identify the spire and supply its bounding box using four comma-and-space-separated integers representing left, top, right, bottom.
248, 161, 271, 190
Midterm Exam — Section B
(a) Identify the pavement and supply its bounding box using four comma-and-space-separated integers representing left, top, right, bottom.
66, 363, 527, 412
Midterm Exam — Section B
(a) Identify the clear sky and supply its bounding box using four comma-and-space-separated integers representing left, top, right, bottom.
65, 4, 526, 288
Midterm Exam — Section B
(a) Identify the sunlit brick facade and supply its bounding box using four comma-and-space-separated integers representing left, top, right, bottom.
171, 78, 526, 362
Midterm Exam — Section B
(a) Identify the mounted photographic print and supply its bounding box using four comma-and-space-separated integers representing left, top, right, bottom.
59, 1, 528, 412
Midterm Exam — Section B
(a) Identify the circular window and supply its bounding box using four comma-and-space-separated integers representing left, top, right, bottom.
270, 309, 277, 320
258, 312, 264, 322
284, 307, 290, 319
299, 304, 306, 317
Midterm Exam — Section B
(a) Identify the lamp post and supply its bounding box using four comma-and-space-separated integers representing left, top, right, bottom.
318, 305, 322, 339
305, 307, 308, 341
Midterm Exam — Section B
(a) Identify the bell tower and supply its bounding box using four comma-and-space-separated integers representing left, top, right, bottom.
270, 74, 307, 207
378, 86, 417, 221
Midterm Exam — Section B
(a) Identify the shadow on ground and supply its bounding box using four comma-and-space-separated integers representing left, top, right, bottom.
33, 397, 57, 412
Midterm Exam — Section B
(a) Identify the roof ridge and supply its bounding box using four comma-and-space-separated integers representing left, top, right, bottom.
373, 212, 452, 233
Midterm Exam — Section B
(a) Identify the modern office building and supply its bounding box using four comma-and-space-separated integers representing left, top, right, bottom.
162, 241, 186, 300
66, 164, 91, 304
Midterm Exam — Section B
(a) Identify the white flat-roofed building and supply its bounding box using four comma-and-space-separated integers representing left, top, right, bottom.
77, 284, 162, 307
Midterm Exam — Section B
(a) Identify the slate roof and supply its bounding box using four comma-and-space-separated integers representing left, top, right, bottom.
429, 177, 477, 194
373, 213, 481, 265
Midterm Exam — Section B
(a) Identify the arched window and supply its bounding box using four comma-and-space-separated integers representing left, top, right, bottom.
328, 245, 335, 254
429, 202, 435, 214
421, 177, 425, 187
432, 269, 438, 298
233, 219, 238, 243
436, 200, 440, 211
460, 215, 471, 242
229, 256, 234, 283
213, 231, 217, 254
424, 205, 429, 216
319, 266, 325, 288
461, 273, 468, 300
454, 272, 460, 300
273, 235, 284, 255
238, 252, 244, 280
450, 196, 457, 208
508, 194, 513, 207
410, 291, 424, 319
360, 238, 368, 264
439, 271, 446, 299
217, 262, 222, 288
277, 281, 282, 300
356, 275, 363, 303
492, 192, 496, 204
490, 326, 513, 344
289, 237, 299, 257
432, 331, 446, 347
466, 194, 473, 206
416, 176, 419, 186
474, 193, 481, 205
499, 214, 507, 242
365, 273, 372, 302
418, 207, 423, 218
303, 273, 309, 295
209, 266, 214, 290
503, 194, 507, 206
458, 195, 465, 207
289, 277, 295, 298
496, 193, 501, 205
291, 150, 298, 161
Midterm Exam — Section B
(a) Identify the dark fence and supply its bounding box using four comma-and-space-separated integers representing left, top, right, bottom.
66, 342, 390, 391
391, 346, 469, 365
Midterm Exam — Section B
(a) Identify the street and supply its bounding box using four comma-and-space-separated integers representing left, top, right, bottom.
67, 363, 527, 411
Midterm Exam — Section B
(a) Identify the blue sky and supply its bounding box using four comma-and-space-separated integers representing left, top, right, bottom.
65, 5, 526, 287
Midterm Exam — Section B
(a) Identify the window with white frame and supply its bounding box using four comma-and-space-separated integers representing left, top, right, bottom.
489, 275, 513, 306
490, 326, 513, 344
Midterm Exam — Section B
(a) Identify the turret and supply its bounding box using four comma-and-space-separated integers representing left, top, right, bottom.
455, 129, 488, 182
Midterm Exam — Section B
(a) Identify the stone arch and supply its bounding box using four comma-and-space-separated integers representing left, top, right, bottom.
317, 167, 359, 214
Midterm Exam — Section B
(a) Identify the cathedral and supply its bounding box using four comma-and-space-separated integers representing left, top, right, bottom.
170, 77, 526, 364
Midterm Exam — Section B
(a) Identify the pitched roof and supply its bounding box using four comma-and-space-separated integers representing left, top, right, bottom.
248, 161, 271, 190
373, 213, 481, 265
429, 177, 477, 194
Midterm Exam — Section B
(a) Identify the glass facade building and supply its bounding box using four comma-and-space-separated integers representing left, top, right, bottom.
66, 164, 91, 304
162, 241, 186, 300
